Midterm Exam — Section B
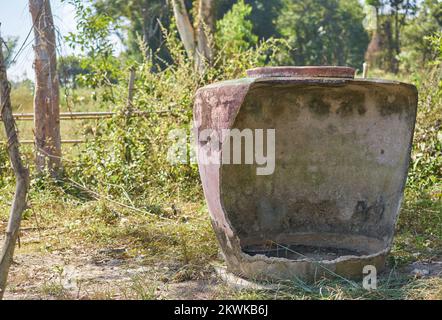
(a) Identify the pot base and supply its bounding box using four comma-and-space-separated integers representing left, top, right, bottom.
213, 265, 278, 290
222, 233, 388, 281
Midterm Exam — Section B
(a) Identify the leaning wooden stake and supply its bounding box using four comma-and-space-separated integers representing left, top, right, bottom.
0, 36, 30, 299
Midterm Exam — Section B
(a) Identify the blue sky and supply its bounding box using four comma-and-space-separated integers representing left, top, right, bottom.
0, 0, 78, 81
0, 0, 123, 81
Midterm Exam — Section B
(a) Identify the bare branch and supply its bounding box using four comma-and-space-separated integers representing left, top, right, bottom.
0, 33, 30, 300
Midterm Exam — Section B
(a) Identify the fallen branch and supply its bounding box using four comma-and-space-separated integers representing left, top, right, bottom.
0, 34, 30, 299
65, 178, 173, 222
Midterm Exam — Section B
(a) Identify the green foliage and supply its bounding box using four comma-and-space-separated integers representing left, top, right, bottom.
406, 31, 441, 196
67, 16, 284, 207
91, 0, 285, 66
212, 1, 288, 77
58, 55, 90, 88
363, 0, 419, 73
93, 0, 169, 64
1, 36, 18, 68
246, 0, 283, 40
64, 0, 123, 101
9, 79, 34, 111
400, 0, 442, 72
65, 0, 115, 55
427, 31, 442, 62
276, 0, 369, 68
0, 147, 12, 190
56, 1, 442, 280
215, 0, 284, 41
398, 34, 442, 254
409, 129, 442, 193
216, 0, 258, 56
407, 65, 441, 195
0, 1, 441, 300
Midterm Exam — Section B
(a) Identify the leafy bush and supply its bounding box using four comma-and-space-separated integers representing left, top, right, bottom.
400, 0, 442, 72
216, 0, 258, 55
65, 0, 123, 102
407, 32, 442, 196
396, 32, 442, 255
276, 0, 369, 68
67, 8, 284, 209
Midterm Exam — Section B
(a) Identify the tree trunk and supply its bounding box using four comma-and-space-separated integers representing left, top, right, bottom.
365, 6, 381, 68
0, 34, 30, 300
365, 30, 382, 68
29, 0, 61, 175
196, 0, 214, 66
171, 0, 197, 60
384, 19, 395, 72
391, 5, 400, 73
171, 0, 214, 74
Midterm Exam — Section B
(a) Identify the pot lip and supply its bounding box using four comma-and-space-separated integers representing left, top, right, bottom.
247, 66, 356, 79
198, 76, 417, 91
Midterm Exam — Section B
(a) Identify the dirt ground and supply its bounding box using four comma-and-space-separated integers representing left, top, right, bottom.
4, 247, 222, 300
2, 200, 442, 300
4, 244, 442, 300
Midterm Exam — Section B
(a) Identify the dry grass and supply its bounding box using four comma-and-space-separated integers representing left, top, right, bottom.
0, 181, 441, 300
1, 85, 110, 143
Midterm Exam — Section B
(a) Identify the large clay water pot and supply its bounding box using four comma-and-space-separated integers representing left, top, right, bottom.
193, 66, 418, 281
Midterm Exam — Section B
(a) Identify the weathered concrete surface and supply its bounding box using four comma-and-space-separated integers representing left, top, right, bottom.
247, 66, 356, 79
194, 68, 418, 282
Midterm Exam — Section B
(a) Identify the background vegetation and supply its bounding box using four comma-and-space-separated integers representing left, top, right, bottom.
0, 0, 441, 299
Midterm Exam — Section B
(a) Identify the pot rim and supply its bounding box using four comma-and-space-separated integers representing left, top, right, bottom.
247, 66, 356, 79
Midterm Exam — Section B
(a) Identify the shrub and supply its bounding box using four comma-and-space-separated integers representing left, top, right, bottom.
67, 11, 285, 209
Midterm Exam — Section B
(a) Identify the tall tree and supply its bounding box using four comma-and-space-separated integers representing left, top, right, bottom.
212, 0, 284, 40
401, 0, 441, 70
92, 0, 283, 68
93, 0, 169, 63
171, 0, 215, 73
29, 0, 62, 175
277, 0, 369, 68
364, 0, 382, 67
388, 0, 417, 72
247, 0, 283, 40
57, 55, 89, 88
364, 0, 417, 72
215, 0, 258, 56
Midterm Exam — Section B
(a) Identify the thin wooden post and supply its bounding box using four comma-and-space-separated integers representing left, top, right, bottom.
363, 62, 369, 79
0, 33, 30, 300
126, 67, 136, 114
124, 68, 136, 163
29, 0, 61, 175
